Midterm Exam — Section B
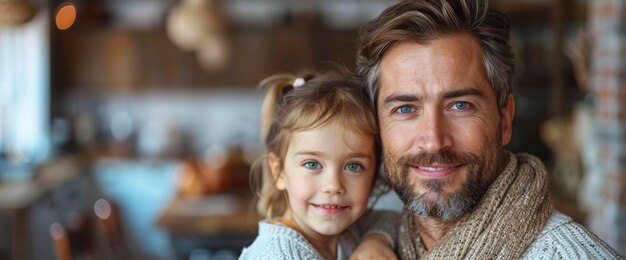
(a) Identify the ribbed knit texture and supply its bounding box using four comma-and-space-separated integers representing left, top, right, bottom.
240, 221, 322, 259
520, 212, 623, 259
239, 210, 399, 260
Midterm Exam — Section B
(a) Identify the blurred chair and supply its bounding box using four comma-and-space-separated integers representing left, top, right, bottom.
94, 198, 129, 259
49, 222, 72, 260
50, 212, 98, 260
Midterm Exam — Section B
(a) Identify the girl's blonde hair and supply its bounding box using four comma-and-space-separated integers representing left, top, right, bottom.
251, 69, 383, 219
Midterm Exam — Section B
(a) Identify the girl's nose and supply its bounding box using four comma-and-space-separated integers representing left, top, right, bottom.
320, 173, 345, 195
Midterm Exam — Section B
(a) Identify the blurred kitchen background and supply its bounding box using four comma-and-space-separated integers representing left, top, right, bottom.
1, 0, 625, 259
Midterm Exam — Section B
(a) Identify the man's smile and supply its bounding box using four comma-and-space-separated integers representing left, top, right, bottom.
410, 164, 464, 179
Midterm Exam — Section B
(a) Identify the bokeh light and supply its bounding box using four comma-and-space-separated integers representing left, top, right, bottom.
55, 2, 76, 30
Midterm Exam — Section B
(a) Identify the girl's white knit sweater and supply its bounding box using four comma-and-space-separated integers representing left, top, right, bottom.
239, 210, 399, 260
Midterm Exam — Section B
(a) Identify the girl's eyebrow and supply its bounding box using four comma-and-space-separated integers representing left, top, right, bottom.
347, 153, 373, 160
294, 151, 373, 160
295, 151, 324, 156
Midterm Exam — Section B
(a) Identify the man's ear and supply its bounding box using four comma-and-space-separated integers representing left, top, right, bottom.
500, 94, 515, 146
268, 153, 286, 190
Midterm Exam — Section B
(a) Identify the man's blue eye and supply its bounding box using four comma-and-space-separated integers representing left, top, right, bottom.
345, 163, 363, 171
398, 106, 413, 113
453, 102, 469, 110
303, 161, 320, 169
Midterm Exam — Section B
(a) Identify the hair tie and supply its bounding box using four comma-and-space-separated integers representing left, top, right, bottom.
293, 78, 305, 88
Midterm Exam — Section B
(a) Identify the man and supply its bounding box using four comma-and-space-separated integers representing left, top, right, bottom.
355, 0, 622, 259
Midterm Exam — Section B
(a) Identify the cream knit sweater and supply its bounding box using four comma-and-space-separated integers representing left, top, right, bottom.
239, 211, 399, 260
520, 211, 622, 259
239, 211, 622, 259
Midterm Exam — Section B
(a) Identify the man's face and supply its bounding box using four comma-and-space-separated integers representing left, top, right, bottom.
377, 33, 515, 220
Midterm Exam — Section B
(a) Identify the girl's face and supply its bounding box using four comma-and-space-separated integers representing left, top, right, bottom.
271, 121, 377, 237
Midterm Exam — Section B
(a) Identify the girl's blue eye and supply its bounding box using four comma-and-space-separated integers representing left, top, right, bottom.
397, 105, 413, 114
345, 162, 363, 172
303, 161, 321, 170
452, 102, 470, 110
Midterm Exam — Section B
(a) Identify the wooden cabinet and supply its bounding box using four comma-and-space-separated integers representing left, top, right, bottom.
53, 21, 359, 93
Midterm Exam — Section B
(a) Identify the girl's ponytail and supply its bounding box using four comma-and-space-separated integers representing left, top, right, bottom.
255, 74, 301, 218
252, 72, 319, 218
258, 74, 297, 143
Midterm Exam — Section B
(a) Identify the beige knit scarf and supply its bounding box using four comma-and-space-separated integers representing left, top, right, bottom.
398, 151, 553, 259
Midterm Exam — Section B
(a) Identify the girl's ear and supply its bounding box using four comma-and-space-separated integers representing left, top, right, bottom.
268, 153, 286, 190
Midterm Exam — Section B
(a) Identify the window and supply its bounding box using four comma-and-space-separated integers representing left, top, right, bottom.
0, 12, 50, 165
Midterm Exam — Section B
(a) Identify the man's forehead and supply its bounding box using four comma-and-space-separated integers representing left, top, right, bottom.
377, 36, 490, 100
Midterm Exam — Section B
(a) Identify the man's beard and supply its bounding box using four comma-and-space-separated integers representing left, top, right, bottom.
384, 135, 502, 221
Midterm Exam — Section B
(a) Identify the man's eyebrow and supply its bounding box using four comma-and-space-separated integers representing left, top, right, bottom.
382, 94, 420, 105
382, 88, 484, 105
442, 88, 484, 99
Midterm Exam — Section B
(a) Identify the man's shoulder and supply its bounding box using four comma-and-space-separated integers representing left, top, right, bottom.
239, 221, 321, 260
539, 211, 573, 234
521, 211, 623, 259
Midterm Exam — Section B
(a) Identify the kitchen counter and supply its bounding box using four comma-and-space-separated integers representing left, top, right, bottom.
0, 157, 80, 211
156, 193, 259, 258
156, 194, 259, 235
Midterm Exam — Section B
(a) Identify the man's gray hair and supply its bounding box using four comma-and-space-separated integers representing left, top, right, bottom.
356, 0, 514, 110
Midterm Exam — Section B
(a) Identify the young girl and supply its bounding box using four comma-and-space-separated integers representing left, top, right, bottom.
240, 71, 398, 259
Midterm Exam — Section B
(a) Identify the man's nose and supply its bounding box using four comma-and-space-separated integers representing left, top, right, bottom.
320, 170, 345, 195
415, 109, 453, 152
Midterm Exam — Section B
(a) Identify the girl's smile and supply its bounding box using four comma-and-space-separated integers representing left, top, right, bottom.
311, 203, 351, 215
271, 121, 376, 239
